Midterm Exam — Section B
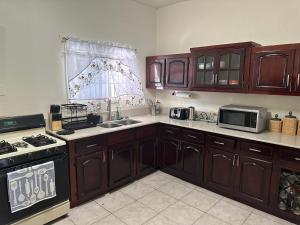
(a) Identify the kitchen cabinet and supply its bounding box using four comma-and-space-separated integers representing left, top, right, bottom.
191, 42, 258, 92
146, 54, 191, 90
206, 147, 236, 193
294, 50, 300, 93
250, 45, 297, 94
180, 141, 204, 185
146, 57, 165, 89
236, 155, 272, 205
137, 137, 157, 177
165, 55, 190, 89
160, 138, 180, 175
108, 143, 135, 188
76, 150, 107, 201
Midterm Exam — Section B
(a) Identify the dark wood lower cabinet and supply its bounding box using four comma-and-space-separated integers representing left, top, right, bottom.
137, 137, 157, 177
206, 147, 236, 193
108, 144, 135, 188
160, 138, 180, 175
236, 156, 272, 205
180, 141, 204, 185
76, 150, 107, 201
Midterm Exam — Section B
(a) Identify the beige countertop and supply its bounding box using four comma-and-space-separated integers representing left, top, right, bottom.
47, 115, 300, 149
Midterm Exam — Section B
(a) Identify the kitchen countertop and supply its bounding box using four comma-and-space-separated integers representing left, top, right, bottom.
47, 115, 300, 149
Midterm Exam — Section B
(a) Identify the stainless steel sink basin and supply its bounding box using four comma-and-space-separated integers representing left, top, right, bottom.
114, 119, 141, 125
99, 123, 123, 128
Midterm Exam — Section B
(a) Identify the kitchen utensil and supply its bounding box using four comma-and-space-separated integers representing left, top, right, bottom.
34, 171, 39, 194
50, 179, 55, 195
37, 174, 45, 199
188, 106, 195, 120
282, 111, 298, 136
10, 181, 18, 205
30, 180, 36, 203
18, 180, 25, 202
44, 174, 49, 196
269, 114, 282, 133
25, 179, 30, 197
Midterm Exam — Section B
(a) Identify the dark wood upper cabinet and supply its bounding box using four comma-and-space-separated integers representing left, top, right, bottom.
250, 45, 297, 94
294, 49, 300, 93
146, 57, 165, 89
165, 55, 190, 89
146, 54, 191, 90
191, 42, 259, 92
137, 137, 157, 177
236, 156, 272, 205
76, 150, 107, 200
108, 143, 135, 188
180, 141, 204, 185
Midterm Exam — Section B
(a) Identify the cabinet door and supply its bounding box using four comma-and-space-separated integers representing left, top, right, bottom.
216, 49, 245, 89
165, 57, 189, 88
146, 58, 165, 89
138, 137, 157, 176
236, 156, 272, 205
250, 47, 295, 93
160, 138, 180, 175
180, 141, 204, 185
109, 144, 135, 188
76, 150, 107, 200
193, 52, 217, 88
206, 147, 236, 193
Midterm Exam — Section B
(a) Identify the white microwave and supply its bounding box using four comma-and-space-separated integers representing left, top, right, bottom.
218, 105, 268, 133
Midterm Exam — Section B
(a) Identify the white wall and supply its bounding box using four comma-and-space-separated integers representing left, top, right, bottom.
156, 0, 300, 118
0, 0, 156, 116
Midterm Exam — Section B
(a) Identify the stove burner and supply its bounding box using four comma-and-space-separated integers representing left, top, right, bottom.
12, 142, 29, 148
0, 141, 17, 155
22, 134, 57, 147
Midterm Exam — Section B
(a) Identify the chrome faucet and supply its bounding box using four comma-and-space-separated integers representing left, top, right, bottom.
107, 99, 112, 121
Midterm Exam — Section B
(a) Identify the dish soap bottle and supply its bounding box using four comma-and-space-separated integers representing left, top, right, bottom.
116, 107, 121, 120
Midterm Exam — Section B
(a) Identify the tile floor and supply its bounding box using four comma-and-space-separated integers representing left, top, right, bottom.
51, 171, 296, 225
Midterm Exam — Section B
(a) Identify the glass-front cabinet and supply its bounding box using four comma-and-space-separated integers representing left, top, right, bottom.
193, 49, 245, 89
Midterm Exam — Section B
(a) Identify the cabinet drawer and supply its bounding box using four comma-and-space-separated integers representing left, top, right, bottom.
181, 129, 204, 144
136, 125, 157, 139
160, 125, 180, 138
76, 137, 104, 155
278, 149, 300, 164
240, 141, 273, 159
107, 129, 135, 146
207, 135, 236, 152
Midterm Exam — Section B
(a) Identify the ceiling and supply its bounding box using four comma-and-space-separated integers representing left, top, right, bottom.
133, 0, 189, 8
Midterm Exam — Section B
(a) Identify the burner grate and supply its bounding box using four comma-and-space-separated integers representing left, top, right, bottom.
0, 141, 17, 155
22, 134, 57, 147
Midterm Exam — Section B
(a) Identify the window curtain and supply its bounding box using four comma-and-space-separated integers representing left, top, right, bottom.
65, 38, 145, 112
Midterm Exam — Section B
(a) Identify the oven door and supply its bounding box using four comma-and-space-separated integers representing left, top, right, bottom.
0, 153, 69, 225
218, 109, 258, 131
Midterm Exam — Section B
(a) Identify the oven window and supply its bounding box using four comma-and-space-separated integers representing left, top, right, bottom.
220, 110, 247, 127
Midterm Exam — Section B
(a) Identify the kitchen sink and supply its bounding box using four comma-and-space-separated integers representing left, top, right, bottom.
114, 119, 141, 125
99, 123, 123, 128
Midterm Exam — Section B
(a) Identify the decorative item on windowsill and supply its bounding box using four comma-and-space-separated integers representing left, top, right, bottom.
282, 111, 298, 136
172, 91, 192, 98
269, 114, 282, 133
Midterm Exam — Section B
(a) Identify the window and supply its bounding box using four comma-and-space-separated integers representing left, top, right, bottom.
65, 38, 144, 112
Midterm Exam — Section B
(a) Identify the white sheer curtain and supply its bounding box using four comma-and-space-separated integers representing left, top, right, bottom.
65, 38, 144, 112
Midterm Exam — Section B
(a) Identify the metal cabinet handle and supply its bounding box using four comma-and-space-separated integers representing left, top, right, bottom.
102, 151, 106, 163
296, 74, 300, 91
87, 144, 98, 148
214, 141, 225, 145
287, 74, 292, 92
215, 73, 218, 84
185, 146, 200, 153
294, 157, 300, 161
248, 148, 262, 153
166, 130, 174, 134
111, 150, 114, 161
236, 155, 240, 167
83, 160, 90, 166
214, 154, 228, 159
187, 134, 197, 139
212, 73, 216, 85
233, 155, 236, 166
